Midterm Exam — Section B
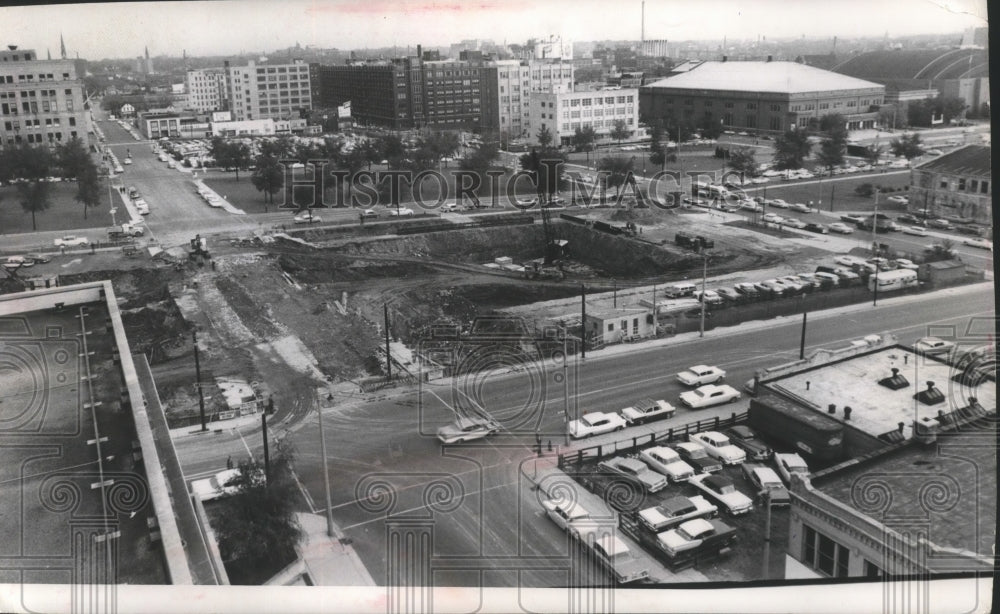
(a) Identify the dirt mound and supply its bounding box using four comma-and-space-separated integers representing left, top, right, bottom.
278, 254, 439, 284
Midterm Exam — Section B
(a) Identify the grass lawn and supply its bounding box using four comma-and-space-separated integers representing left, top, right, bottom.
0, 179, 116, 235
742, 171, 912, 214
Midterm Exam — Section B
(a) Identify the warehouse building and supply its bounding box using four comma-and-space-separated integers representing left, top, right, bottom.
908, 144, 992, 225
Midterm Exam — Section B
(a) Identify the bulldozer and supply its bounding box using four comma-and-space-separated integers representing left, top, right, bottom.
189, 234, 211, 264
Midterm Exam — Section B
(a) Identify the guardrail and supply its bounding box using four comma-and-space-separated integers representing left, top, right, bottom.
557, 411, 749, 469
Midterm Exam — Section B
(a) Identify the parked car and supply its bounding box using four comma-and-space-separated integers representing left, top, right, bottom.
741, 463, 791, 505
716, 287, 742, 302
568, 412, 627, 439
293, 213, 321, 224
696, 290, 724, 305
722, 425, 773, 460
886, 195, 909, 205
813, 272, 841, 288
597, 457, 668, 493
655, 517, 737, 559
592, 535, 649, 584
440, 203, 460, 212
620, 398, 675, 425
54, 235, 89, 247
739, 201, 761, 212
734, 282, 760, 298
3, 256, 32, 270
777, 276, 807, 293
388, 207, 415, 217
639, 495, 718, 532
754, 279, 785, 297
436, 416, 501, 444
828, 222, 854, 234
794, 273, 824, 290
804, 222, 827, 234
25, 253, 51, 264
768, 198, 789, 208
927, 218, 953, 230
897, 213, 920, 224
914, 336, 956, 356
774, 452, 810, 485
834, 255, 867, 267
892, 258, 919, 270
677, 365, 726, 387
762, 213, 784, 224
965, 237, 993, 250
360, 209, 378, 219
673, 442, 723, 474
541, 499, 602, 536
689, 431, 746, 465
679, 384, 741, 409
639, 446, 696, 482
784, 218, 807, 229
788, 203, 811, 213
903, 225, 928, 237
689, 473, 754, 515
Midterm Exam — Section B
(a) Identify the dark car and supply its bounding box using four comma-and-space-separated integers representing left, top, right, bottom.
804, 223, 827, 234
927, 218, 953, 230
673, 442, 723, 474
955, 225, 982, 236
722, 425, 773, 461
897, 213, 921, 224
733, 282, 759, 299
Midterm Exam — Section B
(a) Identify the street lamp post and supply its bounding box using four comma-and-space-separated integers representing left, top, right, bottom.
316, 393, 336, 538
699, 253, 709, 338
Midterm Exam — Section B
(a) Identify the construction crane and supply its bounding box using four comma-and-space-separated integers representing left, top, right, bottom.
525, 206, 566, 280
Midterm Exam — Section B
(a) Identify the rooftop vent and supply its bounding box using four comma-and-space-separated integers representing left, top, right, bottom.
8, 45, 18, 51
955, 397, 988, 421
877, 428, 906, 444
879, 367, 910, 390
914, 381, 945, 405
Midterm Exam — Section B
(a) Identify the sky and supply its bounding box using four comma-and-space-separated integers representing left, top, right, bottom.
1, 0, 989, 61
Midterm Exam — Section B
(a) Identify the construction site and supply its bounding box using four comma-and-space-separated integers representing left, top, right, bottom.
2, 205, 814, 427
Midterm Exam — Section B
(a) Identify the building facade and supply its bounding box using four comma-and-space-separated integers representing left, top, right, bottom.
484, 59, 574, 142
0, 46, 89, 148
225, 60, 312, 122
528, 87, 640, 146
640, 60, 885, 134
908, 145, 992, 225
184, 68, 227, 112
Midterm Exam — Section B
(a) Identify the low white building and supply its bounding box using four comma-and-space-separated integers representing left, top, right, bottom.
528, 88, 639, 147
210, 118, 276, 137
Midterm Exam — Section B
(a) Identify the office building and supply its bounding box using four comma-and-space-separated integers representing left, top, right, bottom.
483, 59, 574, 141
528, 87, 639, 146
640, 59, 885, 133
0, 45, 89, 148
185, 68, 227, 112
225, 59, 312, 122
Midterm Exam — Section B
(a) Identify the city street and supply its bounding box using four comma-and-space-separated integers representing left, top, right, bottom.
171, 284, 994, 586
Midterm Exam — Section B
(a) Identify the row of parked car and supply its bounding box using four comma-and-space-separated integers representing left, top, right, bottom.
547, 425, 812, 572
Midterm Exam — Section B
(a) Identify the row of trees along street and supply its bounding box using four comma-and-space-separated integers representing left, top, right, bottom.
0, 137, 103, 230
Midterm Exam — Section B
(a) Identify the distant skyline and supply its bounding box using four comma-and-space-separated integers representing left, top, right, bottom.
2, 0, 989, 61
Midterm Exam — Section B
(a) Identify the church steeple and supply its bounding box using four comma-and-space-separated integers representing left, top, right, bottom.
60, 33, 67, 59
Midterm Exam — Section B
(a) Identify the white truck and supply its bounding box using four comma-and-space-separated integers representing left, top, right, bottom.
107, 223, 144, 239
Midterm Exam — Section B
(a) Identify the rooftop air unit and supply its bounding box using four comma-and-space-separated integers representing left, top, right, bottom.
878, 367, 910, 390
914, 381, 945, 406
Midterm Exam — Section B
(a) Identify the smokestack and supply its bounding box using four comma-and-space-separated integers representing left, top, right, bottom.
722, 55, 727, 62
641, 1, 645, 44
767, 55, 773, 62
417, 44, 422, 59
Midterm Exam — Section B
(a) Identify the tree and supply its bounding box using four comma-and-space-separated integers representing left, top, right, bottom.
938, 96, 967, 123
376, 134, 406, 169
519, 146, 567, 202
251, 153, 284, 212
816, 137, 846, 174
772, 128, 812, 170
890, 133, 924, 160
727, 147, 758, 180
596, 155, 635, 196
9, 143, 54, 231
212, 455, 303, 585
75, 165, 102, 220
572, 125, 597, 164
535, 125, 554, 148
459, 141, 499, 197
58, 137, 101, 219
923, 239, 959, 263
818, 113, 847, 137
338, 148, 368, 207
697, 115, 722, 140
863, 144, 884, 166
610, 119, 631, 146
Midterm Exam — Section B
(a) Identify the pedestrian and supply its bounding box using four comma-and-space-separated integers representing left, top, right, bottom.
226, 456, 233, 469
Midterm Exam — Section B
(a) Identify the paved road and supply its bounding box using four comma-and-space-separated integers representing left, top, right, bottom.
177, 285, 993, 586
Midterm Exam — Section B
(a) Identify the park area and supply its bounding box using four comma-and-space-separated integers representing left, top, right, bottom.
0, 179, 117, 235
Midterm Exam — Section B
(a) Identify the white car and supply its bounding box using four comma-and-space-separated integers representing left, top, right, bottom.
739, 201, 761, 212
903, 225, 928, 236
204, 195, 223, 207
914, 336, 956, 356
762, 213, 784, 224
388, 207, 415, 217
440, 203, 461, 212
436, 416, 501, 444
689, 431, 746, 465
639, 446, 696, 482
293, 213, 321, 224
788, 203, 811, 213
774, 452, 810, 485
768, 198, 789, 208
784, 218, 807, 229
3, 256, 32, 270
638, 495, 717, 532
191, 468, 242, 502
887, 195, 909, 205
893, 258, 919, 270
591, 535, 649, 584
54, 235, 89, 247
655, 517, 737, 559
741, 464, 790, 505
679, 384, 741, 409
676, 365, 726, 387
597, 457, 668, 493
123, 157, 132, 165
541, 499, 602, 536
567, 411, 627, 439
620, 399, 675, 424
834, 255, 866, 267
965, 238, 993, 250
828, 222, 854, 234
689, 473, 754, 515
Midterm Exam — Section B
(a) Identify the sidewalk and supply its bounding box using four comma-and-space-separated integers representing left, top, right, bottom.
296, 512, 377, 586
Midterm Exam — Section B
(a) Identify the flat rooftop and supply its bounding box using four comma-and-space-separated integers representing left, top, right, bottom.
0, 299, 168, 584
643, 61, 884, 95
813, 428, 997, 557
764, 346, 996, 441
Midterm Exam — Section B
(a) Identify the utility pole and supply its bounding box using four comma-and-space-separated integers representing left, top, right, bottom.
799, 303, 808, 359
261, 412, 270, 482
562, 324, 570, 444
830, 183, 835, 212
613, 281, 617, 308
317, 393, 335, 537
384, 303, 391, 381
699, 254, 708, 337
193, 330, 207, 431
580, 285, 586, 359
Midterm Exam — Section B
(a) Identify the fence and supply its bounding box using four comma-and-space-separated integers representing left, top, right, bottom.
557, 411, 749, 469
